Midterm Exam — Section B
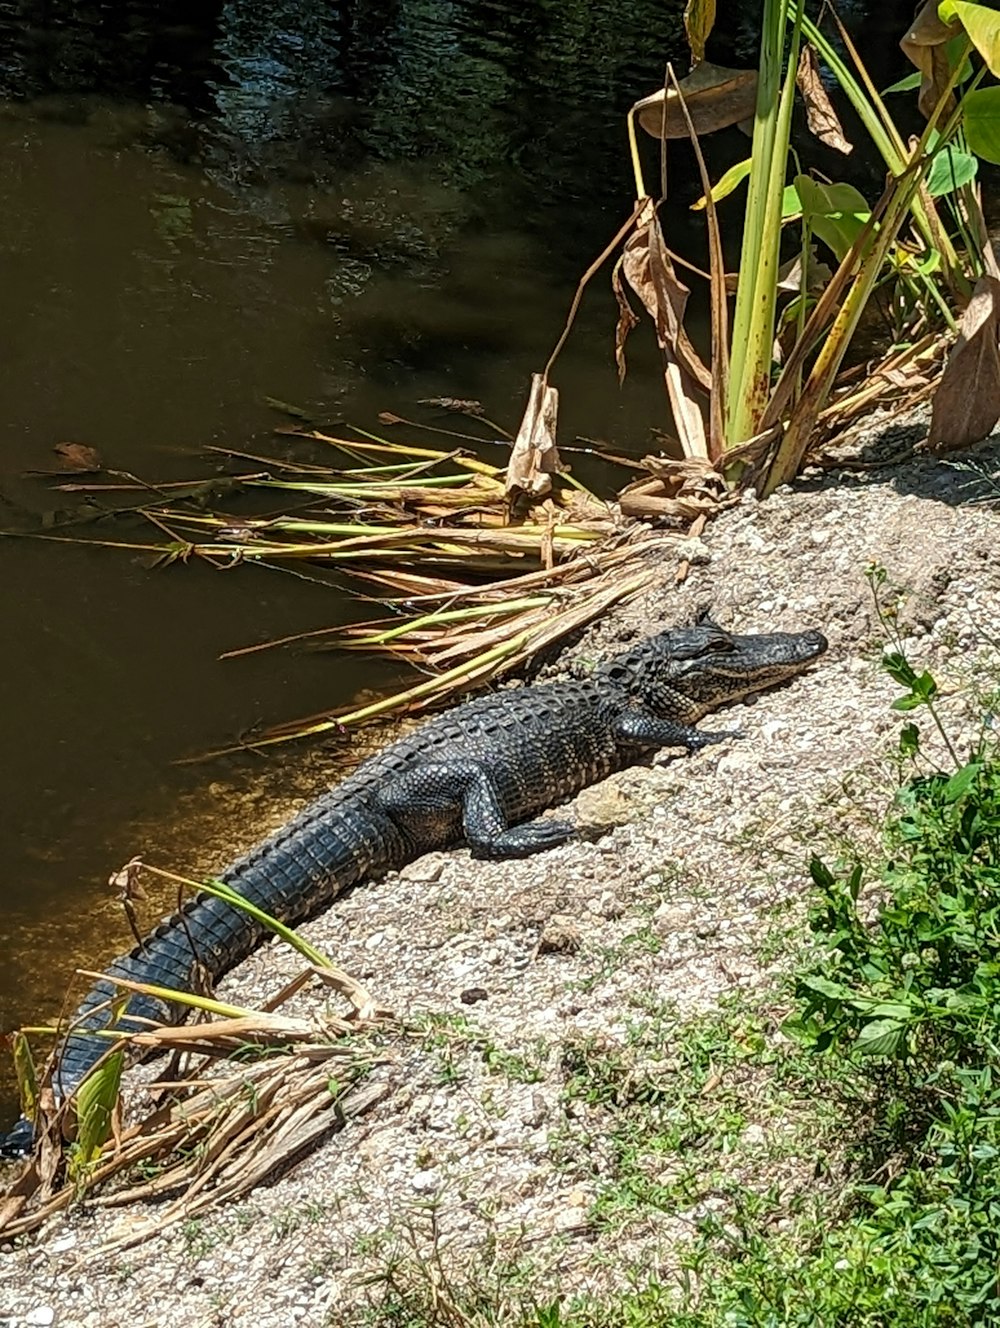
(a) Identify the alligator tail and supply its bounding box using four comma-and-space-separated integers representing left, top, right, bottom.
1, 794, 394, 1154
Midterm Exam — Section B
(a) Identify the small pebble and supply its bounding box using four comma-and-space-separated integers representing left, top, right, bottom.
410, 1169, 441, 1195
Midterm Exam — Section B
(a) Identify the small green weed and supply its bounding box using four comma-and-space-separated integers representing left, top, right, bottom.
411, 1011, 547, 1086
575, 926, 662, 994
347, 1205, 553, 1328
550, 996, 839, 1234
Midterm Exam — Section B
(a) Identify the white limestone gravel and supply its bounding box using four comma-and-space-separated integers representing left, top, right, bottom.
2, 414, 1000, 1328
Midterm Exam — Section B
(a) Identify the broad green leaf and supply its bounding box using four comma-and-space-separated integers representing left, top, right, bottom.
943, 763, 981, 801
963, 86, 1000, 164
780, 1011, 823, 1046
883, 71, 922, 95
892, 694, 925, 712
69, 1051, 123, 1179
800, 974, 855, 1002
945, 33, 976, 83
882, 652, 919, 687
855, 1018, 906, 1056
865, 1002, 913, 1020
913, 671, 938, 700
794, 176, 872, 261
782, 183, 803, 220
926, 145, 978, 195
692, 157, 751, 210
940, 1, 1000, 76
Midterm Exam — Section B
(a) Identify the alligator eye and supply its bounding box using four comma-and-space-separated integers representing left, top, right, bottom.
706, 636, 734, 653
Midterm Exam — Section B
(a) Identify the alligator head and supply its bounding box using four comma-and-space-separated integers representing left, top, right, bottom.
601, 618, 828, 723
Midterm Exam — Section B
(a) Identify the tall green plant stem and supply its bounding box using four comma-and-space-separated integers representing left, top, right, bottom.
760, 56, 974, 496
726, 0, 804, 446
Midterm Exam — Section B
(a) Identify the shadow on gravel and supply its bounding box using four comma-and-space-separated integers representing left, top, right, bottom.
796, 427, 1000, 509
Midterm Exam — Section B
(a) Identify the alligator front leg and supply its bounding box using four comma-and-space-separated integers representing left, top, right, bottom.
613, 710, 744, 753
376, 759, 575, 860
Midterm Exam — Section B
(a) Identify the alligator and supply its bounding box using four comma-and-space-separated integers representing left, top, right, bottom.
0, 617, 826, 1155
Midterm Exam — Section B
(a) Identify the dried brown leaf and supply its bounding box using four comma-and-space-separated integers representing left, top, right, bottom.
927, 275, 1000, 453
53, 441, 102, 473
796, 45, 852, 154
110, 855, 147, 902
634, 63, 757, 139
618, 493, 709, 521
620, 213, 710, 459
611, 255, 640, 387
506, 374, 562, 502
901, 0, 961, 120
777, 249, 833, 294
310, 963, 390, 1021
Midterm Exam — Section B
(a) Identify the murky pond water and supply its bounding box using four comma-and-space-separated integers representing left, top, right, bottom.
0, 0, 695, 1113
0, 0, 918, 1117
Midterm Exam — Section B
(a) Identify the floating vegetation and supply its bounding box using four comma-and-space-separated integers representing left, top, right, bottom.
17, 426, 713, 749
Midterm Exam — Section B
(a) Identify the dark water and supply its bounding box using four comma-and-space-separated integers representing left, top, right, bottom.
0, 0, 697, 1111
0, 0, 917, 1114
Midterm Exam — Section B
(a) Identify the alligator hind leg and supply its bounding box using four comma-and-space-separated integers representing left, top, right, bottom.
376, 759, 574, 860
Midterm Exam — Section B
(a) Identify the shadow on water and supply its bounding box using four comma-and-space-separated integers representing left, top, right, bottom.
0, 0, 924, 1117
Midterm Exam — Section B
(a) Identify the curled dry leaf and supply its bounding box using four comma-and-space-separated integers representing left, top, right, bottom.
901, 0, 961, 119
110, 856, 147, 902
615, 210, 710, 460
612, 259, 641, 387
310, 963, 392, 1022
618, 455, 727, 521
796, 45, 852, 154
634, 63, 757, 139
927, 275, 1000, 453
506, 373, 562, 503
53, 441, 102, 473
777, 249, 833, 295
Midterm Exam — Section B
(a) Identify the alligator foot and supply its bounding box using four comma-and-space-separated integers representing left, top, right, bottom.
0, 1116, 35, 1158
615, 711, 745, 752
469, 817, 575, 860
690, 727, 745, 749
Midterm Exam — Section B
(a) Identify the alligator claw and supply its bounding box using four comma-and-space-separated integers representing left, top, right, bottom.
470, 818, 576, 860
694, 727, 745, 749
